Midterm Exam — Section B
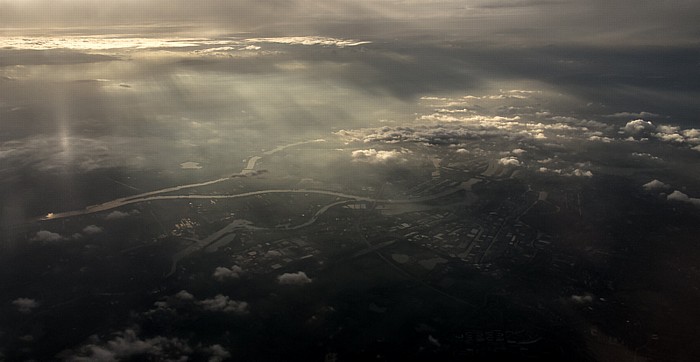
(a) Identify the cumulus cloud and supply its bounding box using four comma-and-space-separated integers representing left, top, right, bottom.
105, 210, 130, 220
606, 111, 659, 119
498, 157, 521, 167
66, 328, 194, 362
277, 271, 313, 285
213, 265, 243, 281
175, 290, 194, 301
511, 148, 526, 155
206, 344, 231, 362
197, 295, 249, 314
82, 225, 103, 235
337, 111, 608, 148
12, 298, 39, 313
538, 167, 592, 178
570, 169, 593, 178
351, 149, 409, 164
632, 152, 661, 160
623, 119, 656, 136
455, 148, 469, 154
642, 179, 670, 191
667, 190, 700, 207
571, 294, 594, 303
653, 125, 700, 145
621, 120, 700, 149
32, 230, 64, 242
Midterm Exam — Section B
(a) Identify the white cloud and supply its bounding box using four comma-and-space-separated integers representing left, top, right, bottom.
213, 265, 243, 281
455, 148, 469, 154
105, 210, 129, 220
32, 230, 64, 242
336, 112, 611, 147
82, 225, 103, 235
197, 295, 249, 314
655, 132, 685, 143
175, 290, 194, 301
67, 328, 194, 362
245, 36, 370, 48
667, 190, 700, 207
571, 294, 594, 303
0, 36, 225, 51
351, 149, 408, 164
642, 179, 670, 191
632, 152, 661, 160
12, 298, 39, 313
656, 125, 680, 134
537, 167, 592, 177
511, 148, 526, 155
206, 344, 231, 362
621, 121, 700, 149
588, 135, 613, 142
498, 156, 520, 167
277, 271, 313, 285
570, 169, 593, 177
606, 111, 659, 118
622, 119, 655, 135
265, 250, 283, 257
683, 129, 700, 139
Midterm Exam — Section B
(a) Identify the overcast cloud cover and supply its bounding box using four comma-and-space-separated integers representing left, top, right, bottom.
1, 0, 699, 46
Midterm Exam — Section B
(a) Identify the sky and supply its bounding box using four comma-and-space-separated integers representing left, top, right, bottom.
1, 0, 699, 46
1, 0, 700, 230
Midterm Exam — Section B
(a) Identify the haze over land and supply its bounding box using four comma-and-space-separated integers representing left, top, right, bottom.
1, 1, 699, 361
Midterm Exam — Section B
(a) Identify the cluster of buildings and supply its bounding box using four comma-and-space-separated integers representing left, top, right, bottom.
229, 237, 323, 274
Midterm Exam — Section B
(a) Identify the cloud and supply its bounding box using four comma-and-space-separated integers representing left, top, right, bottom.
338, 107, 613, 148
511, 148, 527, 155
667, 190, 700, 207
653, 125, 700, 145
105, 210, 129, 220
455, 148, 469, 154
571, 294, 594, 303
606, 111, 659, 118
212, 265, 243, 281
632, 152, 661, 161
622, 119, 656, 136
351, 149, 409, 164
82, 225, 103, 235
206, 344, 231, 362
277, 271, 313, 285
32, 230, 64, 242
197, 295, 249, 314
570, 169, 593, 178
537, 167, 592, 177
245, 36, 370, 48
0, 36, 218, 51
12, 298, 39, 313
175, 290, 194, 301
498, 157, 521, 167
621, 121, 700, 149
642, 179, 670, 191
66, 328, 194, 362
